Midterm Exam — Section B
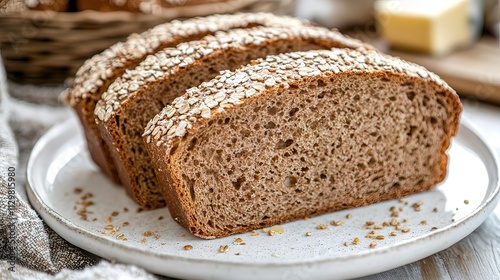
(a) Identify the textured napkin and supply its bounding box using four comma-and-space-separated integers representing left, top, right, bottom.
0, 59, 165, 280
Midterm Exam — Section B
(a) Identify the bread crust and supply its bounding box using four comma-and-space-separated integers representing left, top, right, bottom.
145, 49, 462, 238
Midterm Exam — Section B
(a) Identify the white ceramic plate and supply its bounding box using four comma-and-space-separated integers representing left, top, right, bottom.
27, 116, 500, 280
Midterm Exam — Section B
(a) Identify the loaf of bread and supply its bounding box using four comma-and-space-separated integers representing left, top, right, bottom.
63, 13, 310, 184
143, 49, 462, 239
94, 25, 371, 209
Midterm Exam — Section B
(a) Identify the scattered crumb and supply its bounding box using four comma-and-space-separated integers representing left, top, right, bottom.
330, 220, 344, 226
433, 207, 438, 213
262, 228, 268, 233
122, 222, 129, 227
365, 221, 375, 226
251, 230, 259, 236
431, 227, 438, 231
402, 219, 408, 223
181, 233, 187, 237
183, 245, 193, 250
116, 233, 125, 240
158, 216, 164, 220
111, 211, 119, 217
382, 221, 390, 227
376, 235, 385, 240
123, 207, 129, 212
155, 235, 161, 239
144, 231, 154, 237
412, 201, 423, 211
391, 211, 399, 217
74, 191, 95, 221
219, 245, 229, 253
401, 228, 410, 233
352, 237, 360, 245
269, 225, 285, 234
343, 242, 349, 247
390, 232, 397, 236
141, 238, 147, 243
234, 238, 245, 245
369, 242, 377, 248
464, 200, 469, 205
271, 253, 279, 258
235, 253, 241, 256
106, 216, 112, 224
317, 224, 328, 230
374, 225, 383, 230
346, 214, 352, 219
268, 229, 276, 236
137, 208, 143, 213
104, 225, 114, 230
305, 232, 312, 237
420, 220, 427, 225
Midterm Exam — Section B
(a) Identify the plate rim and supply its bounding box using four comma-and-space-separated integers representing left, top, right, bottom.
26, 116, 500, 278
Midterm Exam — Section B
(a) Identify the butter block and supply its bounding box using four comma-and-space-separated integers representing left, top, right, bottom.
375, 0, 479, 56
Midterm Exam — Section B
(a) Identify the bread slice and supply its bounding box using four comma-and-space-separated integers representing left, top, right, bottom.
62, 13, 310, 184
144, 49, 462, 239
94, 26, 371, 209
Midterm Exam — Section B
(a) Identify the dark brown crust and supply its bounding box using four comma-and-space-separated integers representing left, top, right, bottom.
149, 138, 189, 226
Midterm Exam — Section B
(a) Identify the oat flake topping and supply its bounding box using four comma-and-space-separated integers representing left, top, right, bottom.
63, 13, 309, 106
144, 49, 451, 146
94, 25, 369, 122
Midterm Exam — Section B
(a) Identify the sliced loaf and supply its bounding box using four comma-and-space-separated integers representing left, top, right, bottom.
62, 13, 310, 183
144, 49, 462, 239
94, 26, 371, 209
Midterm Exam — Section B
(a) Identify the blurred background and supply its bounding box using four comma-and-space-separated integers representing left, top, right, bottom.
0, 0, 498, 105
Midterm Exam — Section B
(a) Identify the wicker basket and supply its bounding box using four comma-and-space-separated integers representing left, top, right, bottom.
0, 0, 296, 85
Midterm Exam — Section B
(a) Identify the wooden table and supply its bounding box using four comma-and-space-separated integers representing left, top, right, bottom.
359, 100, 500, 279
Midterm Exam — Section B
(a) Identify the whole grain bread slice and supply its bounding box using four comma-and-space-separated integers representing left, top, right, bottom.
94, 25, 371, 209
144, 49, 462, 239
62, 13, 310, 183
